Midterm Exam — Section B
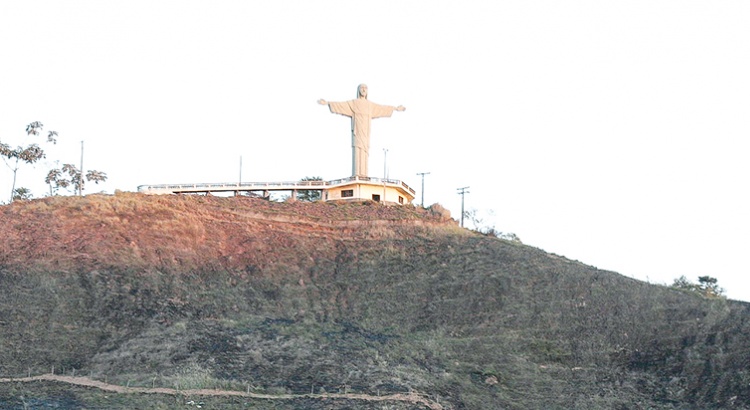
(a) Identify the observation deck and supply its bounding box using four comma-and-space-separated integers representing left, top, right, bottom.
137, 176, 416, 204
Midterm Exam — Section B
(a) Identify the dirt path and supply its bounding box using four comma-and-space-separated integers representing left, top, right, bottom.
0, 373, 444, 410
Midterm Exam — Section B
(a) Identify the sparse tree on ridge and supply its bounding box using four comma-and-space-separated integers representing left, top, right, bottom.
671, 275, 725, 298
0, 121, 57, 202
1, 121, 108, 201
46, 163, 107, 196
11, 187, 33, 201
697, 276, 723, 298
297, 176, 323, 202
463, 207, 522, 242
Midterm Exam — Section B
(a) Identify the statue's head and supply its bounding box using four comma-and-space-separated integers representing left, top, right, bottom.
357, 84, 368, 99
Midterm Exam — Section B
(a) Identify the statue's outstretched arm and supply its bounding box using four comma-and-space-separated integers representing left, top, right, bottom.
395, 105, 405, 112
317, 99, 328, 105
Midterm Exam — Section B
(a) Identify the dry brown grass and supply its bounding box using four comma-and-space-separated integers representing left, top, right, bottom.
0, 193, 457, 273
4, 193, 749, 409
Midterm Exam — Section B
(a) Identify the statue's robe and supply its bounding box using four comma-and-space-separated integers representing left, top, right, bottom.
328, 98, 396, 177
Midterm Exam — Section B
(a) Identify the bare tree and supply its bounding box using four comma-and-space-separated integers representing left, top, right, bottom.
46, 163, 107, 196
1, 122, 56, 202
0, 122, 109, 199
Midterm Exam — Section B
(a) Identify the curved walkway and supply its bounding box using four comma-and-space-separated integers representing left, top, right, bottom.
0, 374, 443, 410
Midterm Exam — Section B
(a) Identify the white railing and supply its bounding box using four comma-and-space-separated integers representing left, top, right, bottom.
138, 176, 415, 195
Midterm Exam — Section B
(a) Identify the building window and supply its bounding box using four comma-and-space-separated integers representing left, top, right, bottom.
398, 196, 404, 204
342, 189, 354, 198
372, 194, 380, 202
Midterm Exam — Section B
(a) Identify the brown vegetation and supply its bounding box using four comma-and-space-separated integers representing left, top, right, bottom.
1, 193, 749, 409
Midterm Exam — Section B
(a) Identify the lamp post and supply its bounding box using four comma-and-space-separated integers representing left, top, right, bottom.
416, 172, 430, 207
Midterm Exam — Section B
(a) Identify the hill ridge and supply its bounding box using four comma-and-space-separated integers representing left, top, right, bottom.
1, 193, 749, 409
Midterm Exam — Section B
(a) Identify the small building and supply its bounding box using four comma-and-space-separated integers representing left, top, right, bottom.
323, 176, 415, 205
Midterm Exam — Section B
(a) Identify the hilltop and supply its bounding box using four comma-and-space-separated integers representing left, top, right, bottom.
1, 193, 749, 409
0, 193, 454, 273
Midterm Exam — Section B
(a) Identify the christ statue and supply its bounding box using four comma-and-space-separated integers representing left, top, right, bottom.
318, 84, 405, 177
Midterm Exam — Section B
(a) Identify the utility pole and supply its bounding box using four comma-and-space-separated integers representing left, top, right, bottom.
457, 186, 470, 227
79, 141, 84, 196
416, 172, 430, 207
236, 155, 243, 197
382, 148, 388, 203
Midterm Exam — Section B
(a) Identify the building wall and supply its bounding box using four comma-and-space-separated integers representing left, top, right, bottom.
325, 183, 411, 204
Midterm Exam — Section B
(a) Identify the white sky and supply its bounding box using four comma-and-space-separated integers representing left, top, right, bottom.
1, 1, 749, 301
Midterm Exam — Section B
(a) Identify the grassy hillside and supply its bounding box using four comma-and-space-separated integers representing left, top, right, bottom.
1, 193, 749, 409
